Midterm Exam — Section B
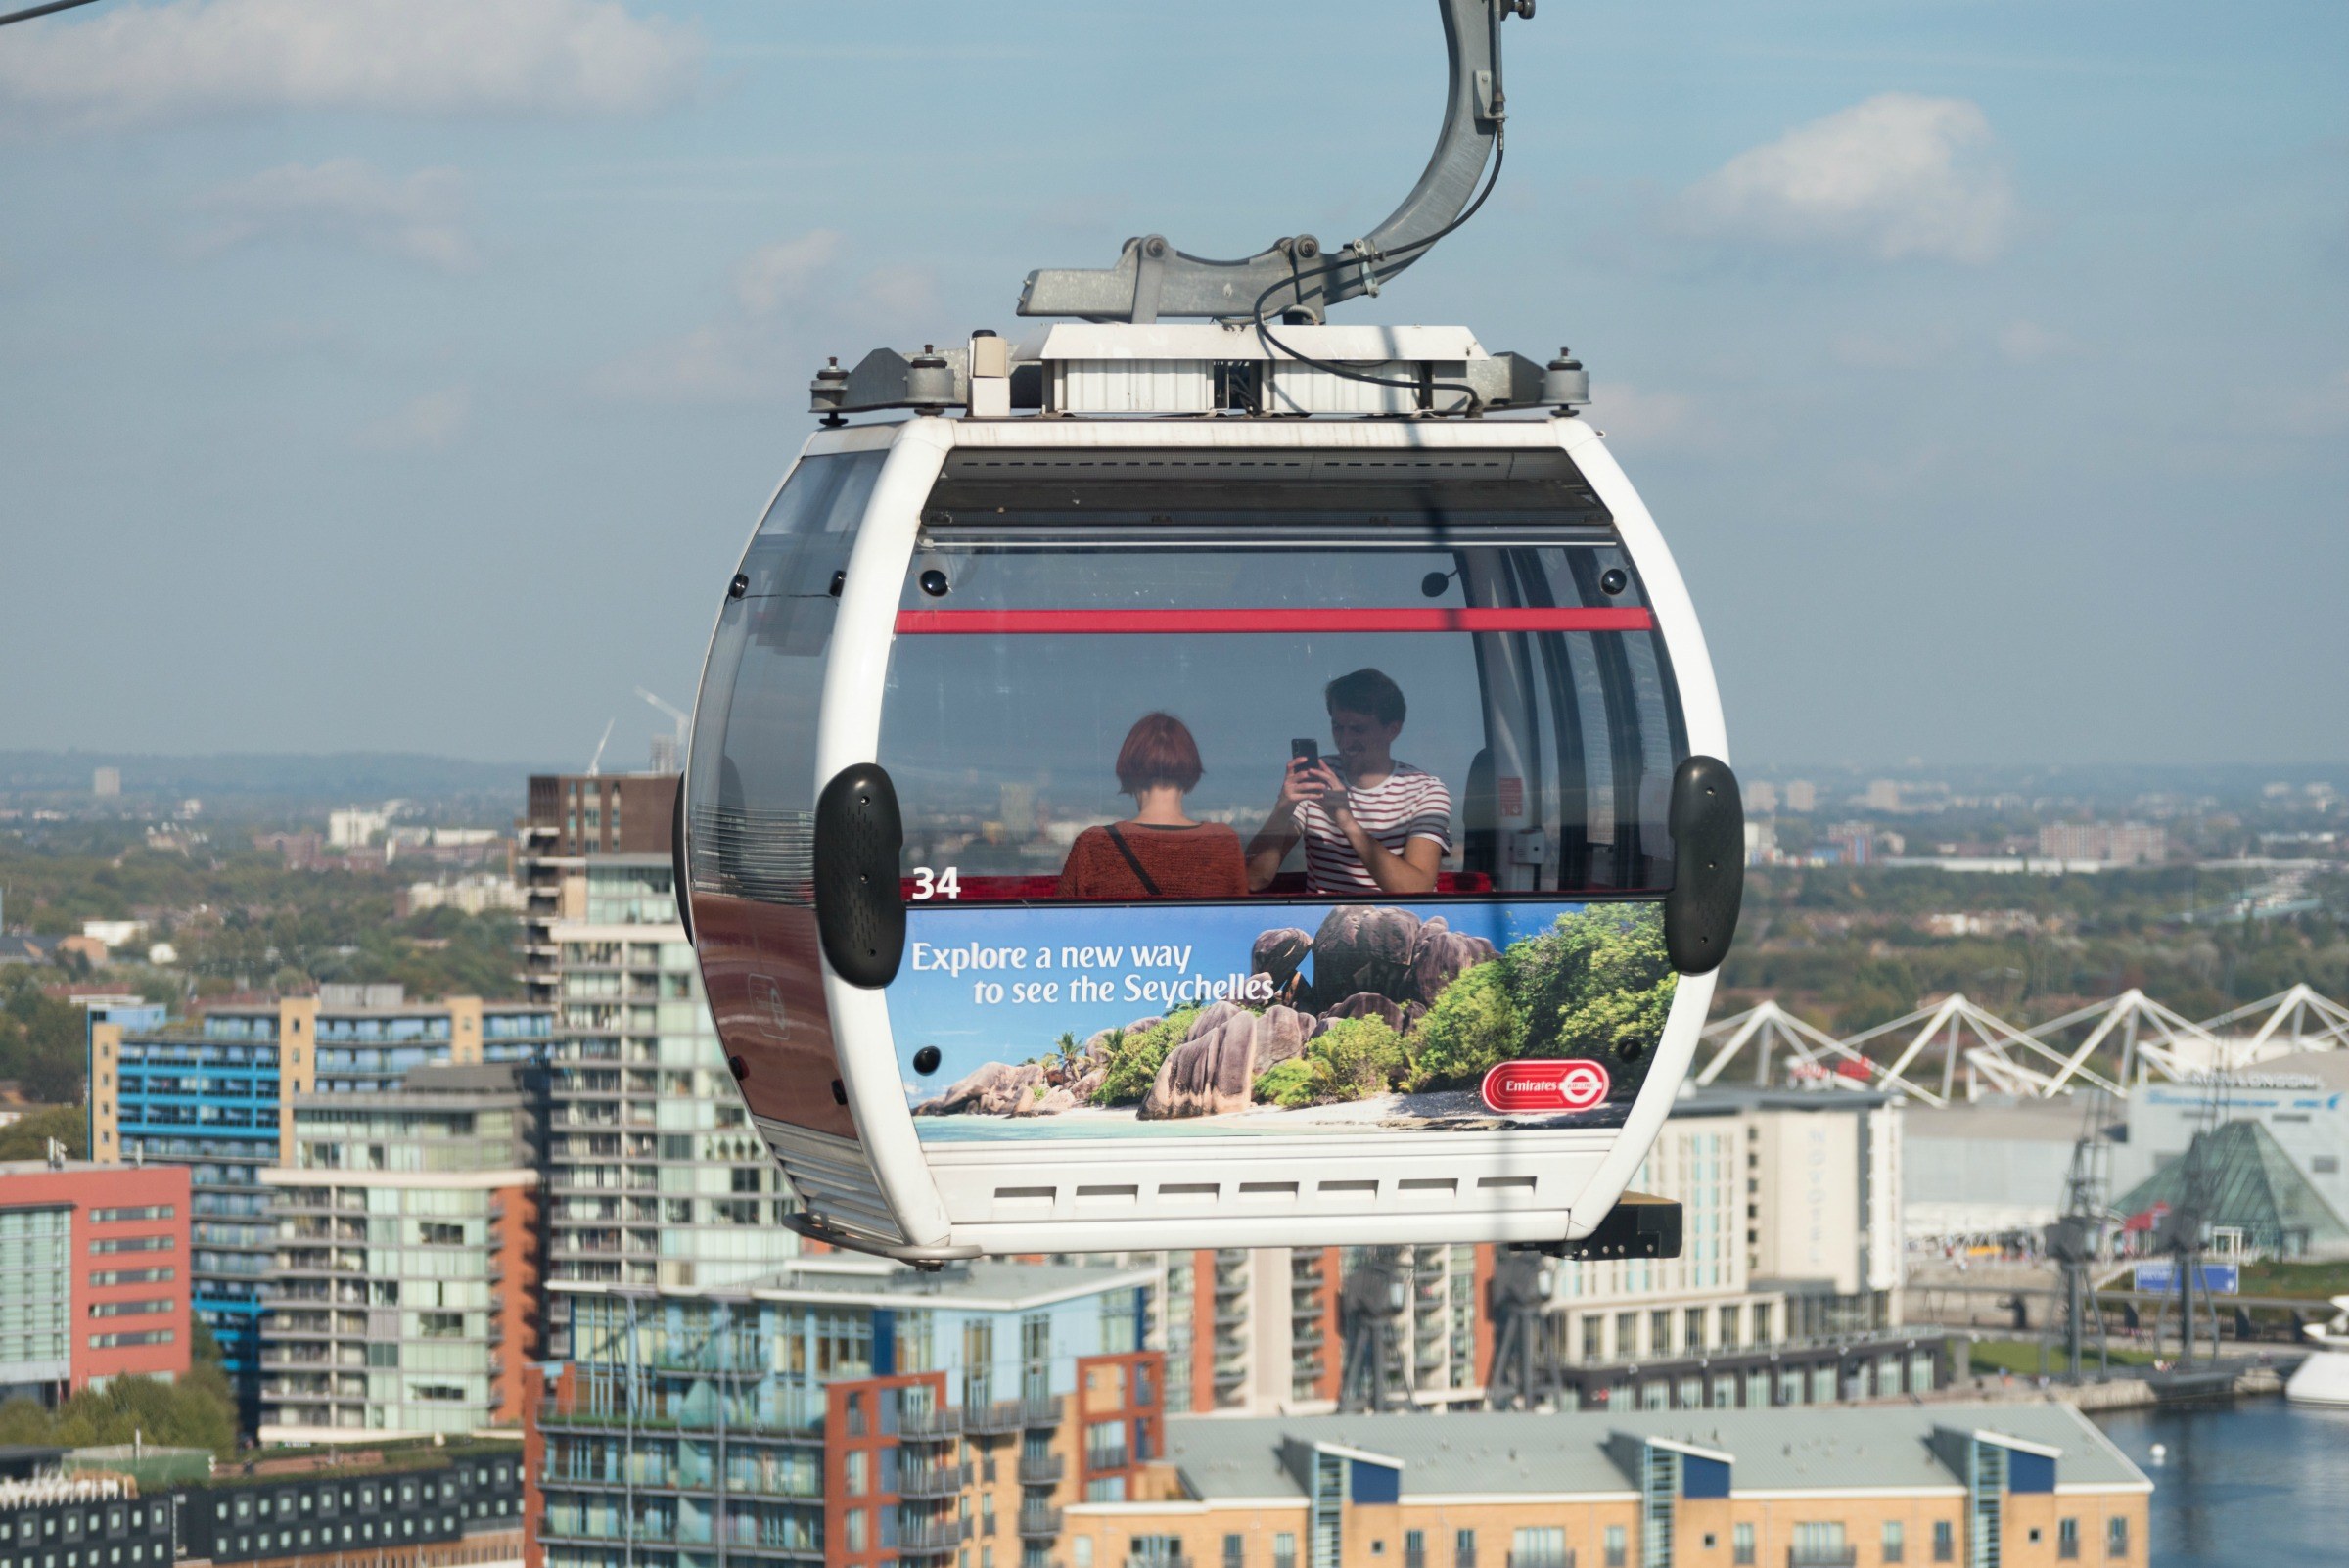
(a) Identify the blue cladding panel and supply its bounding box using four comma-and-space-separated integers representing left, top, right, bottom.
1681, 1455, 1731, 1499
873, 1309, 897, 1377
1350, 1459, 1401, 1505
2007, 1452, 2056, 1494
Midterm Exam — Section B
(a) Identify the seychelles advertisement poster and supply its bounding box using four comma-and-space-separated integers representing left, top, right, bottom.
893, 900, 1675, 1140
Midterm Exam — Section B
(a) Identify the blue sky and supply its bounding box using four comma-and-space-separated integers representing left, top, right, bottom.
1, 0, 2342, 768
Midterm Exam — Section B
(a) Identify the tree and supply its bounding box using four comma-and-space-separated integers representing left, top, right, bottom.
0, 1105, 87, 1162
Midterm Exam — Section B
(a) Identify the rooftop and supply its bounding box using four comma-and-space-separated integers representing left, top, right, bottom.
1905, 1096, 2101, 1142
549, 1255, 1152, 1312
1154, 1404, 2147, 1502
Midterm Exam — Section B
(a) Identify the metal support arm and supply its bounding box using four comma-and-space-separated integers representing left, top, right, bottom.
1017, 0, 1533, 323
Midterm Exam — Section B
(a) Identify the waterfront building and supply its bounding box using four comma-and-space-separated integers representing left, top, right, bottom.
0, 1158, 191, 1401
257, 1064, 544, 1443
89, 990, 553, 1420
2113, 1049, 2349, 1231
519, 773, 800, 1358
530, 1257, 1154, 1568
1904, 1096, 2090, 1242
2112, 1119, 2349, 1259
1083, 1403, 2149, 1568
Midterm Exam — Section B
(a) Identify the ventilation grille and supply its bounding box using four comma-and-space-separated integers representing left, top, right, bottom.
691, 807, 815, 905
757, 1116, 904, 1244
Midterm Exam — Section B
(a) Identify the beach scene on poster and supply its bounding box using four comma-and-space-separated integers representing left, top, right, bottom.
894, 900, 1675, 1141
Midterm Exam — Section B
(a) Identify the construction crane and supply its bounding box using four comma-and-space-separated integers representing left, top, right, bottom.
637, 688, 690, 775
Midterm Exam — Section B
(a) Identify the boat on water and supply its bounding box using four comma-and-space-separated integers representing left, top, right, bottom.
2284, 1295, 2349, 1406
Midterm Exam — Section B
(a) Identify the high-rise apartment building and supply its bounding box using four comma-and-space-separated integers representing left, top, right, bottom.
90, 990, 553, 1419
258, 1063, 544, 1443
518, 773, 681, 1007
520, 773, 801, 1357
2037, 821, 2168, 865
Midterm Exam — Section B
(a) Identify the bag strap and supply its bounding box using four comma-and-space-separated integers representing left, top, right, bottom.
1103, 823, 1162, 897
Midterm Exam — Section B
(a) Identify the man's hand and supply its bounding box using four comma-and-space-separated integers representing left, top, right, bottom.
1282, 757, 1345, 809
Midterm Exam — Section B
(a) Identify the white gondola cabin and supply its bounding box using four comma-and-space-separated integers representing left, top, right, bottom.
682, 325, 1743, 1263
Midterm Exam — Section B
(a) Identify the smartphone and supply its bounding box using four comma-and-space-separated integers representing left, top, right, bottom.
1290, 738, 1319, 766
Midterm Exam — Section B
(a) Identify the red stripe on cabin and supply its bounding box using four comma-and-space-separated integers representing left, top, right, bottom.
893, 607, 1656, 635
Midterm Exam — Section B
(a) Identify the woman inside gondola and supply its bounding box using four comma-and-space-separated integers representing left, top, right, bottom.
1056, 712, 1249, 899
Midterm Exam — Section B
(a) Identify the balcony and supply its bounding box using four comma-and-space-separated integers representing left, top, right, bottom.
1507, 1556, 1573, 1568
1022, 1394, 1065, 1428
1085, 1448, 1128, 1473
897, 1518, 970, 1555
1787, 1552, 1858, 1568
1017, 1505, 1063, 1540
1017, 1453, 1065, 1485
964, 1400, 1022, 1436
1125, 1558, 1192, 1568
896, 1462, 971, 1499
898, 1407, 961, 1440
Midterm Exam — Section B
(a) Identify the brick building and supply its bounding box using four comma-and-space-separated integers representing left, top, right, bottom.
0, 1158, 191, 1399
1077, 1404, 2149, 1568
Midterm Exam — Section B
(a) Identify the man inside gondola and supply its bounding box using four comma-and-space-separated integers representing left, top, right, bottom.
1246, 667, 1452, 896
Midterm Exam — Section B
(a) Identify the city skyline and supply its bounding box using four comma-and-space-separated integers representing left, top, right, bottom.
0, 0, 2342, 768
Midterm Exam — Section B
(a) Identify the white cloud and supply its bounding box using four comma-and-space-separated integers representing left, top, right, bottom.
191, 161, 475, 269
1675, 93, 2017, 265
0, 0, 700, 128
1996, 319, 2081, 364
358, 386, 470, 451
732, 230, 843, 317
1588, 384, 1733, 457
594, 240, 942, 405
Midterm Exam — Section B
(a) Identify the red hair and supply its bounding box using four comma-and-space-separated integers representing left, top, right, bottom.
1115, 712, 1205, 795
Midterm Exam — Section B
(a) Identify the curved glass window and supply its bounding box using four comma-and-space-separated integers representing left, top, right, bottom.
879, 470, 1684, 904
687, 451, 886, 905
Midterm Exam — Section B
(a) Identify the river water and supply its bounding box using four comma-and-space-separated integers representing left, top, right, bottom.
2093, 1399, 2349, 1566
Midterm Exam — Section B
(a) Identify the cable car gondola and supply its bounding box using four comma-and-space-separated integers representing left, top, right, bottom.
680, 1, 1742, 1263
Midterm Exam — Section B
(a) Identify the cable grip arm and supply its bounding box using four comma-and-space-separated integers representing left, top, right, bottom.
1017, 0, 1535, 324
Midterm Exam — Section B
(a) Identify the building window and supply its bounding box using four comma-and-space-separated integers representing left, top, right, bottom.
1790, 1524, 1848, 1566
1883, 1520, 1904, 1563
1684, 1308, 1707, 1352
845, 1510, 867, 1553
1224, 1535, 1244, 1568
2058, 1519, 2080, 1561
1649, 1311, 1672, 1356
1931, 1522, 1954, 1564
1601, 1525, 1627, 1568
1732, 1524, 1755, 1566
1580, 1316, 1603, 1363
1405, 1530, 1424, 1568
1274, 1534, 1297, 1568
2105, 1518, 2128, 1559
845, 1452, 868, 1497
1510, 1528, 1564, 1568
1073, 1540, 1093, 1568
1454, 1531, 1476, 1568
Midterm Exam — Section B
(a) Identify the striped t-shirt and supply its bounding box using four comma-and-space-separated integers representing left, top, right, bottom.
1293, 762, 1454, 893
